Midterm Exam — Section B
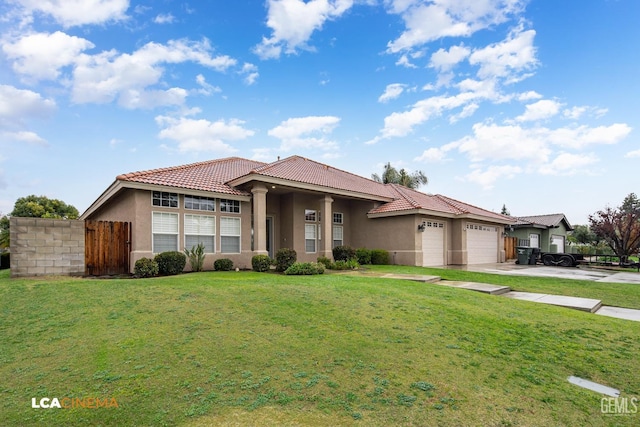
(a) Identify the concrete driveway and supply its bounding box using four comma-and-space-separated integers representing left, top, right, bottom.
442, 262, 640, 284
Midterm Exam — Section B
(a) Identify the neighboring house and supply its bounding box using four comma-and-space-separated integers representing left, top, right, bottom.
81, 156, 514, 272
510, 214, 573, 253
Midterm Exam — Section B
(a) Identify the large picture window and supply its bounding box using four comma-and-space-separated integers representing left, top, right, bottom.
152, 191, 178, 208
305, 224, 317, 253
152, 212, 178, 253
184, 214, 215, 253
220, 217, 241, 253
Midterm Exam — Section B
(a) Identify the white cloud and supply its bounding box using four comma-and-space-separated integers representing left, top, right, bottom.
268, 115, 340, 151
0, 85, 56, 128
15, 0, 129, 27
468, 25, 537, 81
386, 0, 526, 53
154, 13, 175, 24
414, 147, 448, 162
449, 102, 478, 123
71, 38, 236, 108
546, 123, 631, 149
395, 54, 417, 68
517, 91, 542, 101
429, 44, 470, 72
155, 115, 254, 153
625, 149, 640, 159
539, 152, 598, 176
465, 165, 522, 190
515, 99, 562, 122
241, 63, 259, 85
0, 130, 47, 145
194, 74, 222, 96
2, 31, 94, 81
254, 0, 354, 59
378, 83, 406, 103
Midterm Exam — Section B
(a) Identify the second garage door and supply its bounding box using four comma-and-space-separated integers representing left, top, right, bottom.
467, 223, 498, 264
422, 220, 445, 266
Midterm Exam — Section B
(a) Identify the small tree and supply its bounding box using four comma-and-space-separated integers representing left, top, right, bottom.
500, 204, 510, 216
589, 193, 640, 263
184, 243, 206, 272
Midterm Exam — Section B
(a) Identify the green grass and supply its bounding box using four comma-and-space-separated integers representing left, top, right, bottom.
0, 268, 639, 426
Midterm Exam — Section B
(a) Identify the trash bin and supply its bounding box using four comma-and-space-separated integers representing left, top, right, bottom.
529, 248, 540, 265
516, 247, 530, 265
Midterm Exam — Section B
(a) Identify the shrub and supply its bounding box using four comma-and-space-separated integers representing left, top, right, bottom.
214, 258, 234, 271
134, 257, 158, 278
370, 249, 390, 265
154, 251, 186, 275
333, 245, 356, 262
317, 256, 332, 269
252, 255, 272, 272
331, 259, 360, 270
275, 248, 297, 272
284, 262, 325, 275
355, 248, 371, 265
184, 243, 206, 272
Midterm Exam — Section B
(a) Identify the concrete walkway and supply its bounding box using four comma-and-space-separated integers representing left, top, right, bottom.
379, 274, 640, 322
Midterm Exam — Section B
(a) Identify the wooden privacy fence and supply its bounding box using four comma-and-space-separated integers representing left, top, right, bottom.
85, 220, 131, 276
504, 236, 517, 260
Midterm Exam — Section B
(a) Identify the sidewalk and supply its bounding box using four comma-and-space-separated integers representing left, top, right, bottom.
379, 273, 640, 322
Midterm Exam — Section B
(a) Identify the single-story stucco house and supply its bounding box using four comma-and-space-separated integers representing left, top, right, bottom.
81, 155, 514, 271
510, 214, 573, 253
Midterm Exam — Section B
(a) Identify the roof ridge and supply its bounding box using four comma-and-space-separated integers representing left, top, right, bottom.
387, 184, 422, 209
117, 157, 261, 180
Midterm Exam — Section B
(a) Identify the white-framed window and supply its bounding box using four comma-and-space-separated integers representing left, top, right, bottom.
220, 199, 240, 213
220, 217, 241, 253
185, 195, 215, 212
152, 212, 178, 253
184, 214, 215, 253
305, 209, 317, 222
333, 212, 343, 224
305, 224, 317, 253
152, 191, 178, 208
333, 225, 343, 248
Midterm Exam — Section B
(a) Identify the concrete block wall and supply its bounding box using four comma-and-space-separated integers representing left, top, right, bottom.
10, 217, 85, 277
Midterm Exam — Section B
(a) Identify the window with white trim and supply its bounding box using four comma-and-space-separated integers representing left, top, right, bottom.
152, 212, 178, 253
220, 199, 240, 213
305, 209, 317, 222
185, 195, 215, 212
333, 212, 343, 224
184, 214, 215, 253
220, 217, 241, 253
332, 225, 343, 248
152, 191, 178, 208
305, 224, 317, 253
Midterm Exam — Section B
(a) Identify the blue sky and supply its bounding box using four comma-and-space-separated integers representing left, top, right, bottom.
1, 0, 638, 224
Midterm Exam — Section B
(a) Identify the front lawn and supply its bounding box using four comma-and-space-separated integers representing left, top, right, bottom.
0, 269, 638, 426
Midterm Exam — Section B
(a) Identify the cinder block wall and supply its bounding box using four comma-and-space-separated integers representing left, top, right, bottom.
10, 218, 85, 277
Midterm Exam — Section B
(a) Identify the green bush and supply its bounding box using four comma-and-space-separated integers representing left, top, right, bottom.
284, 262, 325, 275
333, 245, 356, 262
134, 257, 159, 278
355, 248, 371, 265
252, 255, 272, 272
214, 258, 234, 271
370, 249, 390, 265
317, 256, 332, 269
330, 259, 360, 270
275, 248, 297, 272
184, 243, 206, 272
154, 251, 186, 275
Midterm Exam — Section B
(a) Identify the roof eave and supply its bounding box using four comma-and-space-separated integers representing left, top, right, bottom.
229, 174, 395, 202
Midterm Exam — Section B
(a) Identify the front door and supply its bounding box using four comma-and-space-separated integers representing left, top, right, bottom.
529, 233, 539, 248
266, 216, 274, 258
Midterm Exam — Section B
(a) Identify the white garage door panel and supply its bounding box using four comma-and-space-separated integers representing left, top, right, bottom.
467, 224, 498, 264
422, 221, 445, 266
551, 235, 565, 253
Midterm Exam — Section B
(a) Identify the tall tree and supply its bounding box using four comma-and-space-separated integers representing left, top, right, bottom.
588, 193, 640, 263
500, 204, 510, 216
567, 224, 599, 246
372, 163, 428, 189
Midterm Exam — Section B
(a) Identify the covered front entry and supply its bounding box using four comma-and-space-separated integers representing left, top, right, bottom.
467, 223, 498, 264
422, 220, 445, 266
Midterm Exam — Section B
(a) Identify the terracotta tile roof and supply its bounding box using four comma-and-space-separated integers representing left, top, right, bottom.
247, 156, 397, 199
513, 214, 572, 229
117, 157, 266, 196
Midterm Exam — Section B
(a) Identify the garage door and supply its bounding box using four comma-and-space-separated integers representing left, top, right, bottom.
467, 224, 498, 264
422, 220, 445, 266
